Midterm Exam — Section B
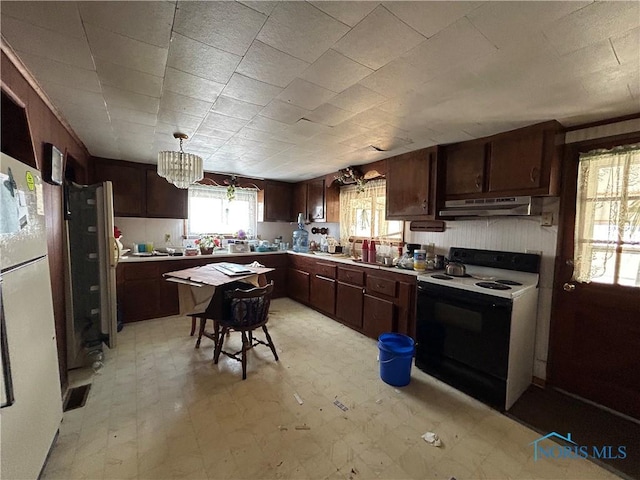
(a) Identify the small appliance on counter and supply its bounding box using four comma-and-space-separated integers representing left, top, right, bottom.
228, 240, 249, 253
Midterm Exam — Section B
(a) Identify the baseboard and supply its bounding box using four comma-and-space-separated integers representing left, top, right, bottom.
532, 376, 546, 388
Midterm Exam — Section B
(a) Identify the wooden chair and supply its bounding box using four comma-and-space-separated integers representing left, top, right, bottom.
213, 281, 278, 380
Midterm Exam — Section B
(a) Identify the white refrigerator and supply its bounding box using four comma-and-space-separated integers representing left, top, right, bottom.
0, 152, 63, 479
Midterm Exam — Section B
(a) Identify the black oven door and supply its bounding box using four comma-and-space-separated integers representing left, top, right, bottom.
415, 281, 512, 409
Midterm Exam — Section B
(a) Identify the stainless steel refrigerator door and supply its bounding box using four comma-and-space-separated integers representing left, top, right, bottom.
0, 257, 62, 480
0, 152, 47, 270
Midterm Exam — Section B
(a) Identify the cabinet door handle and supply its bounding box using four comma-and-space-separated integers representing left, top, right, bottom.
422, 200, 428, 210
475, 174, 482, 190
530, 167, 539, 183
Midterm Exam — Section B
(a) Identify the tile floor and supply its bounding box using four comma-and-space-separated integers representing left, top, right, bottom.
43, 298, 619, 479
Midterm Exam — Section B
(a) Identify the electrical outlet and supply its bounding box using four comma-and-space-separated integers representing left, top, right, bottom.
541, 212, 553, 226
164, 233, 171, 243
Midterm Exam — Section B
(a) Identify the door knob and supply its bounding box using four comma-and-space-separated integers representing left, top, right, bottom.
563, 283, 576, 292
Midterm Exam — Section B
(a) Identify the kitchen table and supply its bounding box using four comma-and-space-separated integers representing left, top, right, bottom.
163, 263, 274, 341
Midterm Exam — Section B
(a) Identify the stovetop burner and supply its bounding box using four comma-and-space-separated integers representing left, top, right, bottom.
475, 281, 512, 290
431, 274, 453, 280
495, 279, 522, 286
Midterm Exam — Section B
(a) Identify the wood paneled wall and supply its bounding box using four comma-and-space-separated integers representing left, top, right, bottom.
1, 50, 91, 393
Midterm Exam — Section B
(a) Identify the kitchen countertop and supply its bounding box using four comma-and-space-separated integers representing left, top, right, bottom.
119, 250, 424, 277
119, 250, 286, 263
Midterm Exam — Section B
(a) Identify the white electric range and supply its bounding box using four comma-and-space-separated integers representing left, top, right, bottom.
415, 247, 541, 410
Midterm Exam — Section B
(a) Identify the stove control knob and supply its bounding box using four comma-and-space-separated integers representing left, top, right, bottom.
563, 282, 576, 292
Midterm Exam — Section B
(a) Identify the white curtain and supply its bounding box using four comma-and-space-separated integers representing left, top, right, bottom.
573, 144, 640, 286
188, 184, 257, 236
339, 179, 403, 247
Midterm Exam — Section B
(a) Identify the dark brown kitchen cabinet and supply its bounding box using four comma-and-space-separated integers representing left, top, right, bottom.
363, 294, 394, 340
93, 158, 146, 216
145, 169, 188, 218
444, 120, 563, 200
288, 268, 310, 303
487, 122, 562, 196
444, 142, 487, 197
292, 182, 307, 221
117, 253, 288, 322
310, 274, 336, 316
307, 179, 325, 221
262, 180, 294, 222
386, 147, 442, 220
336, 282, 364, 329
93, 158, 187, 218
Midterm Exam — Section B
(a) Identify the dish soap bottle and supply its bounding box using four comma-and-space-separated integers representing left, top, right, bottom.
292, 213, 309, 253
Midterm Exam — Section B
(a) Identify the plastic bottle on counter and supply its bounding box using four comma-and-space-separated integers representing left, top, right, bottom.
369, 240, 377, 264
362, 239, 369, 263
414, 249, 426, 271
292, 213, 309, 253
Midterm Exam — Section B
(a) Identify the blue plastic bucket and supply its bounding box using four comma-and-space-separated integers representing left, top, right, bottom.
378, 333, 415, 387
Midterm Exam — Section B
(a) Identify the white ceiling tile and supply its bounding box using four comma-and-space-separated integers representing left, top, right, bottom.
346, 108, 399, 129
167, 33, 242, 84
611, 27, 640, 66
543, 1, 640, 55
102, 85, 160, 115
159, 91, 213, 118
402, 17, 497, 77
236, 40, 310, 88
16, 52, 101, 93
95, 59, 163, 98
173, 1, 265, 56
1, 17, 94, 69
333, 5, 426, 70
277, 79, 336, 110
63, 104, 111, 127
384, 1, 483, 38
1, 1, 85, 38
560, 39, 620, 78
257, 2, 350, 63
79, 1, 174, 48
260, 100, 311, 124
289, 119, 333, 138
245, 116, 291, 135
222, 74, 283, 106
211, 96, 263, 121
299, 49, 374, 93
194, 125, 235, 141
156, 115, 200, 137
163, 68, 225, 102
44, 83, 106, 110
358, 58, 424, 97
201, 112, 250, 133
108, 106, 157, 127
328, 84, 387, 114
112, 121, 156, 138
468, 1, 590, 49
309, 1, 379, 27
305, 104, 358, 127
85, 23, 168, 77
239, 1, 279, 17
326, 121, 371, 140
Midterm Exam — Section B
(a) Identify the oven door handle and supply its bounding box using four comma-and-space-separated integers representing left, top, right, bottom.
417, 282, 512, 309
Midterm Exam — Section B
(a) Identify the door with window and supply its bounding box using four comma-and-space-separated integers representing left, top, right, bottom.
549, 136, 640, 420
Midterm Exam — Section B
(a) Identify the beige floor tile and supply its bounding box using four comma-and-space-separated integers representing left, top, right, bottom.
41, 299, 617, 480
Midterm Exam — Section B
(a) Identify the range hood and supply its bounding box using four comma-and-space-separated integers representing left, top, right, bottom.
439, 196, 542, 218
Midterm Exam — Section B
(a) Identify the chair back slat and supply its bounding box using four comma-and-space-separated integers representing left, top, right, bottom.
224, 282, 273, 328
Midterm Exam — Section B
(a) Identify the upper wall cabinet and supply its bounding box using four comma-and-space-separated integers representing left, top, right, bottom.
93, 158, 187, 218
386, 146, 443, 220
444, 121, 563, 200
292, 177, 340, 223
261, 180, 294, 222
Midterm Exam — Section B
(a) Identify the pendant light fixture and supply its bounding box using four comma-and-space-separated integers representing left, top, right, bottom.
157, 133, 204, 189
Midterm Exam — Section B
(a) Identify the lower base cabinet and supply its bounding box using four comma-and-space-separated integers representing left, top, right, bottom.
311, 275, 336, 316
363, 294, 394, 340
336, 282, 364, 329
287, 268, 310, 304
287, 255, 416, 340
117, 254, 288, 323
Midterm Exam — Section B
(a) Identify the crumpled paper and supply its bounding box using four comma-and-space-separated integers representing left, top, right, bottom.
421, 431, 442, 447
248, 261, 265, 268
